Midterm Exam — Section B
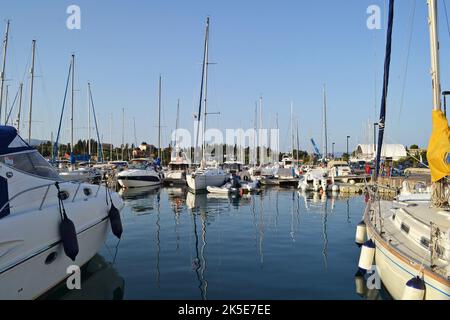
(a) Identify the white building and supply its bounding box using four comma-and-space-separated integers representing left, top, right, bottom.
353, 144, 407, 162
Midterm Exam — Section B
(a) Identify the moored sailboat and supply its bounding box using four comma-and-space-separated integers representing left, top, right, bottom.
186, 17, 226, 192
358, 0, 450, 300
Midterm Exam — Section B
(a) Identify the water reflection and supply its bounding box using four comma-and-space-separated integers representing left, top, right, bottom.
41, 187, 387, 300
41, 254, 124, 300
119, 186, 160, 215
188, 192, 209, 300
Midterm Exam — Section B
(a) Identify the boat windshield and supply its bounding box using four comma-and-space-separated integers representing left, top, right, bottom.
0, 150, 61, 180
129, 163, 148, 170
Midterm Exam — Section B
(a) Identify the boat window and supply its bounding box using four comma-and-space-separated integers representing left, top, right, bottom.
400, 223, 410, 234
0, 151, 61, 180
420, 237, 430, 249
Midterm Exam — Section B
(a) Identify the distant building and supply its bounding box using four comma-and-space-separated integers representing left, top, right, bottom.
353, 144, 407, 162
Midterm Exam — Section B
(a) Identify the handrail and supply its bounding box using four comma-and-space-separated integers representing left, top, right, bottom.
0, 180, 106, 217
39, 185, 51, 210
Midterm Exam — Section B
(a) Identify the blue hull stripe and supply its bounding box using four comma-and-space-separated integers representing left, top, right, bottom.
377, 242, 450, 298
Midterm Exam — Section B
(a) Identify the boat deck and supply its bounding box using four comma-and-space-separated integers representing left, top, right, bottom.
370, 199, 450, 279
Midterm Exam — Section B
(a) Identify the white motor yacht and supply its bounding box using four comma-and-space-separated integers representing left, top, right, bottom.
117, 158, 162, 189
0, 126, 123, 299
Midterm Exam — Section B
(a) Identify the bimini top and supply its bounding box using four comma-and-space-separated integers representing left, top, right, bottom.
0, 126, 34, 156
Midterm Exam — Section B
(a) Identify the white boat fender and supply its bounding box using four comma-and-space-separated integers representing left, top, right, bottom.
56, 182, 79, 261
402, 276, 425, 300
358, 239, 375, 272
107, 187, 123, 239
355, 221, 367, 247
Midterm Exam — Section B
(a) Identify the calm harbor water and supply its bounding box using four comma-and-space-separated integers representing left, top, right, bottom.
43, 187, 390, 300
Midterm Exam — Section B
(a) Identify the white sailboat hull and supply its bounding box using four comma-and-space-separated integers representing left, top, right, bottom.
364, 201, 450, 300
367, 224, 450, 300
186, 172, 227, 191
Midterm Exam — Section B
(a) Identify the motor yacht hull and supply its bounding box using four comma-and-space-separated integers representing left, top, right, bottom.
0, 218, 109, 299
117, 169, 162, 188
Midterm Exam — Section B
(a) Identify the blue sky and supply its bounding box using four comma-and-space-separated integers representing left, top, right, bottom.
1, 0, 448, 153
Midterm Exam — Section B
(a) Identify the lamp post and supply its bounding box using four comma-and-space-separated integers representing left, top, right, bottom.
346, 136, 350, 160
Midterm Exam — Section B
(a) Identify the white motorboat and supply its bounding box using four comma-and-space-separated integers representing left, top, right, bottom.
241, 180, 261, 193
298, 167, 329, 192
0, 126, 123, 299
206, 185, 232, 195
117, 158, 162, 189
206, 177, 242, 195
327, 160, 352, 179
222, 157, 244, 175
164, 154, 189, 186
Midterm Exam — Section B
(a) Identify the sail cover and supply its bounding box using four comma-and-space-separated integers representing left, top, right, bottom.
0, 126, 34, 156
376, 0, 394, 178
427, 110, 450, 182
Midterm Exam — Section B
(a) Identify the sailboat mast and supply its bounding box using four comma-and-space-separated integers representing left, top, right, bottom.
254, 102, 257, 166
375, 0, 394, 178
296, 119, 300, 165
291, 101, 294, 159
174, 99, 180, 155
87, 82, 91, 158
259, 96, 263, 165
0, 20, 10, 125
121, 107, 125, 161
158, 75, 162, 160
428, 0, 441, 112
322, 84, 328, 160
202, 18, 210, 164
4, 85, 8, 124
17, 82, 23, 134
133, 117, 137, 147
427, 0, 448, 207
109, 113, 113, 161
70, 54, 75, 152
28, 40, 36, 144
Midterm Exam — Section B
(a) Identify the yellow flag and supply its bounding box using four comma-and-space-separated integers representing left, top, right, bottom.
427, 110, 450, 182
